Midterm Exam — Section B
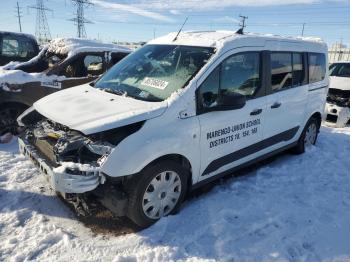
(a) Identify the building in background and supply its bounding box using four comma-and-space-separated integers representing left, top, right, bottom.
329, 43, 350, 63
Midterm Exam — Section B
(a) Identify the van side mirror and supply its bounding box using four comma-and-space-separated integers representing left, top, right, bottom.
217, 92, 246, 110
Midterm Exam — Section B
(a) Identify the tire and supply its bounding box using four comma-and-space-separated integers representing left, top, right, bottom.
125, 160, 189, 228
291, 117, 320, 154
0, 105, 26, 136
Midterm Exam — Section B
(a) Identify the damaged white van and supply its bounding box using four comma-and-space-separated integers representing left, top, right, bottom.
324, 61, 350, 127
18, 31, 328, 227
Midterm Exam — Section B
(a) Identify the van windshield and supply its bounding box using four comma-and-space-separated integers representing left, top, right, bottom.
94, 44, 215, 102
329, 63, 350, 78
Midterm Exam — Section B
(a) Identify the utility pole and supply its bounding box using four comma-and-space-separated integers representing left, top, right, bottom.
28, 0, 53, 44
70, 0, 93, 38
239, 15, 248, 32
15, 1, 23, 33
301, 23, 306, 36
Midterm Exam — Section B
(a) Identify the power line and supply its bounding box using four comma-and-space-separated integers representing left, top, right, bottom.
28, 0, 53, 44
15, 1, 23, 33
70, 0, 93, 38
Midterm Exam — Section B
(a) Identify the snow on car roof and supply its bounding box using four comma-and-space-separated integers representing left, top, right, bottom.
148, 30, 326, 49
0, 31, 37, 42
46, 38, 132, 57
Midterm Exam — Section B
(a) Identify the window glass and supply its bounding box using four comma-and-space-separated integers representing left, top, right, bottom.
84, 55, 103, 76
309, 53, 326, 83
329, 63, 350, 78
198, 52, 260, 109
198, 67, 220, 108
2, 37, 19, 57
271, 53, 292, 92
220, 52, 260, 97
292, 53, 304, 86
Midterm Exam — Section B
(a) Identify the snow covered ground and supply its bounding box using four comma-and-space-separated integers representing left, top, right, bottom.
1, 126, 350, 261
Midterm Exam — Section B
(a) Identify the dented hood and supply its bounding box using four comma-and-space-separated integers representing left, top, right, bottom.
33, 84, 167, 134
330, 76, 350, 91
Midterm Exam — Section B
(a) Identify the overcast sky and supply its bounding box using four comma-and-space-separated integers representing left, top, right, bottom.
1, 0, 349, 45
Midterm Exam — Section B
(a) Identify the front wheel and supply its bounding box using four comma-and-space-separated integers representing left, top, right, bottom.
292, 117, 319, 154
125, 160, 189, 228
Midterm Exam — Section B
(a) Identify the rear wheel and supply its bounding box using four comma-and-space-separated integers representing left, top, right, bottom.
0, 105, 26, 136
125, 160, 188, 228
292, 117, 319, 154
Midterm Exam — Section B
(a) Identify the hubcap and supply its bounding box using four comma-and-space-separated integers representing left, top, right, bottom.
142, 171, 182, 219
304, 123, 317, 148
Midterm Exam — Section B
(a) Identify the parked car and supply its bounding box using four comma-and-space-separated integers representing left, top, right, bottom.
0, 38, 131, 136
0, 31, 39, 67
18, 31, 328, 228
324, 61, 350, 127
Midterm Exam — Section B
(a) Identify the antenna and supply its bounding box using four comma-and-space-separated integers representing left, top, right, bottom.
28, 0, 53, 44
301, 23, 306, 36
238, 14, 248, 34
173, 17, 188, 42
15, 1, 23, 33
70, 0, 93, 38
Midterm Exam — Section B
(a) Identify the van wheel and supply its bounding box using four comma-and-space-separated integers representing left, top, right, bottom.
125, 160, 188, 228
292, 117, 319, 154
0, 106, 25, 136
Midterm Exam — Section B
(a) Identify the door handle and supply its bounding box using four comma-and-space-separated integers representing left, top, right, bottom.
271, 102, 282, 109
250, 109, 262, 116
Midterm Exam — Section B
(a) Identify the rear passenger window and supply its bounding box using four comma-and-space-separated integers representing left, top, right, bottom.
271, 53, 292, 92
309, 53, 326, 83
292, 53, 304, 87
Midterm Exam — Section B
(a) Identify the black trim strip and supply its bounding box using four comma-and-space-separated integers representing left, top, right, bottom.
309, 85, 328, 92
202, 126, 299, 176
192, 141, 298, 190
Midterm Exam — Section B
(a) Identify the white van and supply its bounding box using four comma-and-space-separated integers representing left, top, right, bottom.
324, 61, 350, 127
18, 31, 328, 227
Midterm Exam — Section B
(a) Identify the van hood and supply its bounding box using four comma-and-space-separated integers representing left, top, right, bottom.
33, 84, 167, 134
330, 76, 350, 91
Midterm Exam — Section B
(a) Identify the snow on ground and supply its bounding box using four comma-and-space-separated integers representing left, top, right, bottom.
1, 126, 350, 261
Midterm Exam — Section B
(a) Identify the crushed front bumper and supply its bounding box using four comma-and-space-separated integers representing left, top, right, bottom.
18, 137, 102, 194
324, 103, 350, 128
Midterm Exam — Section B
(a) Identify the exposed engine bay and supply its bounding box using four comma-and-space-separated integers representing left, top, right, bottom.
327, 88, 350, 108
19, 109, 144, 217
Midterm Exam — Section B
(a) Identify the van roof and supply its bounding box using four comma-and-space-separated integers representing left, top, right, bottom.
148, 30, 327, 50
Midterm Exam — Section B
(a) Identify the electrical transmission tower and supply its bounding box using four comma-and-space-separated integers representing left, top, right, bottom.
28, 0, 52, 44
70, 0, 93, 38
15, 1, 23, 33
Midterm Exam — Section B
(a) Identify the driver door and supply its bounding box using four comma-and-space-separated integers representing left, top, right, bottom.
196, 51, 267, 181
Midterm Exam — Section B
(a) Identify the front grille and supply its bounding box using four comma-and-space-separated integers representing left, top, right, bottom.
327, 88, 350, 107
326, 114, 338, 123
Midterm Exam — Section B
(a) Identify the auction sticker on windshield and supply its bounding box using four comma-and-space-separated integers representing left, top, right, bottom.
141, 77, 169, 90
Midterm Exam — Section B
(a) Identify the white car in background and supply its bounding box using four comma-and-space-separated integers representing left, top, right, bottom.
324, 61, 350, 127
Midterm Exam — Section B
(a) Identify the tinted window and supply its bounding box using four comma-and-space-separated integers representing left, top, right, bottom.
84, 55, 103, 76
198, 52, 260, 109
271, 53, 292, 92
1, 35, 36, 58
293, 53, 304, 86
309, 53, 326, 83
329, 63, 350, 78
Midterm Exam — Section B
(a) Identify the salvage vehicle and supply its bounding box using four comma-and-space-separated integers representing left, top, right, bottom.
324, 61, 350, 127
0, 31, 39, 66
18, 31, 328, 228
0, 38, 131, 136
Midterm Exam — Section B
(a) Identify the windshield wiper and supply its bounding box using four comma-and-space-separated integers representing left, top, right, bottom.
100, 88, 128, 97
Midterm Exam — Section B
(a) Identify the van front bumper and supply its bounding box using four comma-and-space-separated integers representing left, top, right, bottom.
324, 103, 350, 128
18, 137, 101, 194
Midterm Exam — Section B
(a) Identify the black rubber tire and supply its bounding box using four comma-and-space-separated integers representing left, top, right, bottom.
0, 105, 27, 136
124, 160, 189, 228
291, 117, 320, 154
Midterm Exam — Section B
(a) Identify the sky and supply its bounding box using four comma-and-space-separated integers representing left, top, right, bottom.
0, 0, 350, 46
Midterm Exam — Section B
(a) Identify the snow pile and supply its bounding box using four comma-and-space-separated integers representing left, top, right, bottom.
0, 69, 66, 88
47, 38, 131, 57
1, 126, 350, 261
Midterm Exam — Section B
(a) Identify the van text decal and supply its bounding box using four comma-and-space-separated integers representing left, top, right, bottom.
207, 119, 260, 148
